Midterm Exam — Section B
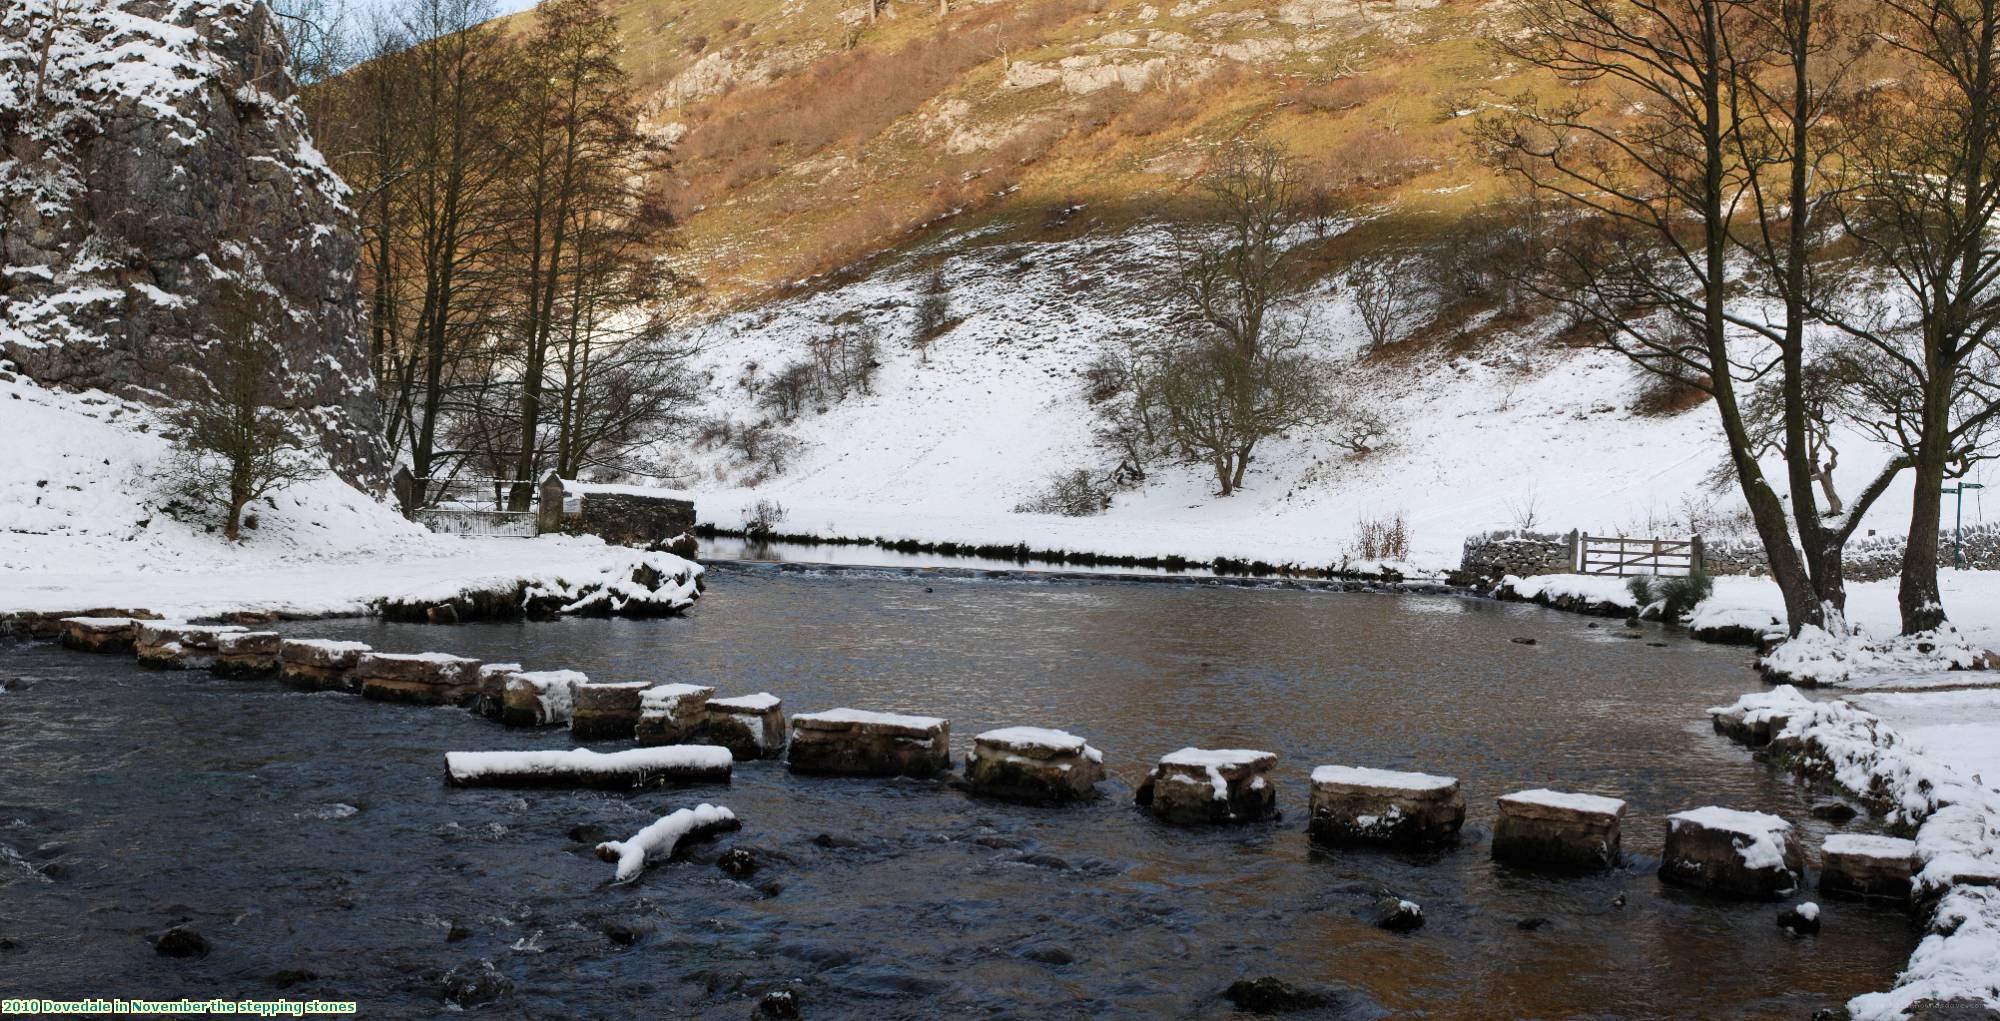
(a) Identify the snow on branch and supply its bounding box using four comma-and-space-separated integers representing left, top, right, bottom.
595, 804, 740, 884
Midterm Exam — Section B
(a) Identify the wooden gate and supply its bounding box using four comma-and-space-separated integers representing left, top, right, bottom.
1577, 534, 1704, 577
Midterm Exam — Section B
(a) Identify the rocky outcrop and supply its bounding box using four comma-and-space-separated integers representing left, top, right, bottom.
0, 0, 383, 485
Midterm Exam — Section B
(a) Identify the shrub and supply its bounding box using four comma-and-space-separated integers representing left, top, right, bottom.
1658, 570, 1713, 620
744, 499, 787, 539
1351, 512, 1411, 561
1013, 469, 1112, 517
1626, 576, 1655, 606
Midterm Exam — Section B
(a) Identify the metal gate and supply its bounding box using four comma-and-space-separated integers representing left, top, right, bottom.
394, 469, 541, 538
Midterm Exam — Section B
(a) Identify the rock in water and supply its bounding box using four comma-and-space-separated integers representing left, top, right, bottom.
153, 925, 209, 959
439, 960, 512, 1007
1374, 898, 1425, 933
1224, 976, 1329, 1012
0, 0, 384, 484
1778, 902, 1821, 936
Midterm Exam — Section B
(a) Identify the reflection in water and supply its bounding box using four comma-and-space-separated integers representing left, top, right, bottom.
0, 571, 1913, 1019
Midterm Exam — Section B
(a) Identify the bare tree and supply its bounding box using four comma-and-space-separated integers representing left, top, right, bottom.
1479, 0, 1824, 633
1138, 141, 1331, 496
158, 284, 321, 541
1349, 252, 1426, 348
910, 265, 950, 364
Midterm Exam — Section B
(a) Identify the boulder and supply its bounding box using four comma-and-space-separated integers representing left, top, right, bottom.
964, 726, 1105, 804
704, 693, 787, 759
1136, 748, 1279, 825
1660, 807, 1805, 899
571, 681, 654, 741
1307, 765, 1464, 847
1710, 702, 1793, 747
787, 709, 951, 778
500, 670, 587, 728
135, 623, 249, 669
58, 616, 151, 653
444, 747, 732, 790
473, 663, 524, 718
278, 639, 370, 692
635, 683, 716, 746
1818, 833, 1917, 901
1492, 789, 1626, 872
212, 631, 281, 678
355, 652, 481, 706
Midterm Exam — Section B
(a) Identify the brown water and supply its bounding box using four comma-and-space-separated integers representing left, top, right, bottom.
0, 566, 1916, 1018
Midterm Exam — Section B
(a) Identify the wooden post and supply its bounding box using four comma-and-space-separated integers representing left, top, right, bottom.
1691, 534, 1705, 575
1567, 530, 1581, 573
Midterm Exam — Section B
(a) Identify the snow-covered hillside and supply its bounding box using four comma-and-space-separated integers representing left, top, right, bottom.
674, 225, 1973, 571
0, 370, 686, 619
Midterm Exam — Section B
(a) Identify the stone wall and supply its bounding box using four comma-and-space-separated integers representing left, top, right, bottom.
540, 479, 695, 547
1458, 530, 1577, 582
0, 0, 384, 487
1704, 523, 2000, 582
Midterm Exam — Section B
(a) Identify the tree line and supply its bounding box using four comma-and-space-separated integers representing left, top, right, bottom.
300, 0, 699, 512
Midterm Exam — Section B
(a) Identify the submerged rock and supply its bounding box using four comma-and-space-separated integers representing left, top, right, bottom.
1374, 898, 1425, 933
1778, 902, 1821, 936
439, 959, 512, 1007
1224, 976, 1329, 1012
718, 848, 760, 878
756, 988, 802, 1018
153, 924, 209, 959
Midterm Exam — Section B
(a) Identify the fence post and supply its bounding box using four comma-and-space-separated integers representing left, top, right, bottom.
1566, 529, 1581, 573
1691, 534, 1705, 575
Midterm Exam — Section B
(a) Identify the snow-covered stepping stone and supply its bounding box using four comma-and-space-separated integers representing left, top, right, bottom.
1492, 789, 1626, 871
473, 663, 525, 718
443, 746, 733, 790
596, 804, 741, 883
964, 727, 1105, 804
279, 639, 371, 692
1709, 695, 1798, 748
355, 651, 481, 706
59, 616, 152, 654
1661, 806, 1805, 899
1136, 748, 1279, 825
635, 684, 716, 746
135, 623, 249, 670
212, 631, 281, 679
704, 693, 787, 760
500, 670, 587, 728
571, 681, 654, 741
787, 709, 951, 778
1819, 833, 1917, 901
1307, 766, 1465, 847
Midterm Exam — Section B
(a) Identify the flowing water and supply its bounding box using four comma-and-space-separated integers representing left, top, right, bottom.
0, 566, 1917, 1019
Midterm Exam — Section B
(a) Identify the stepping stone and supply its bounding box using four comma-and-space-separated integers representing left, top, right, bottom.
965, 727, 1106, 804
1493, 789, 1626, 872
135, 623, 249, 670
636, 684, 716, 746
212, 631, 281, 678
1307, 766, 1465, 847
278, 639, 371, 692
704, 693, 787, 760
787, 709, 951, 778
1819, 833, 1917, 901
58, 616, 150, 654
443, 746, 732, 789
1136, 748, 1279, 825
1710, 703, 1794, 747
1661, 806, 1805, 899
571, 681, 654, 741
473, 663, 525, 718
500, 670, 587, 727
355, 651, 481, 706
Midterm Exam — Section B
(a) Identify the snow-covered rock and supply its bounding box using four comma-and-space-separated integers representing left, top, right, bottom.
594, 804, 741, 883
1137, 747, 1279, 825
635, 683, 716, 746
1306, 765, 1464, 847
1661, 806, 1805, 899
1492, 788, 1626, 872
964, 726, 1106, 804
500, 670, 586, 728
787, 709, 952, 779
277, 638, 369, 692
354, 651, 481, 706
704, 693, 787, 760
443, 747, 733, 790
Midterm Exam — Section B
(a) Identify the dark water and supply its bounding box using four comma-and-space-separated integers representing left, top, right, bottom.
0, 568, 1917, 1019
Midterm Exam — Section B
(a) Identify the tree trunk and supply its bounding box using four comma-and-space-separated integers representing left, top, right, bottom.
1900, 428, 1950, 633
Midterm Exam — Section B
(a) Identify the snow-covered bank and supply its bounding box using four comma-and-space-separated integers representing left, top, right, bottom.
0, 373, 698, 622
1712, 687, 2000, 1018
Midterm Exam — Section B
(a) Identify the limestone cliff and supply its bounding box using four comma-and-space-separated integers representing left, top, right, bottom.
0, 0, 383, 485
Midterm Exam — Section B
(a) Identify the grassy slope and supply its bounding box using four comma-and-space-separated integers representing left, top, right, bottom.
518, 0, 1545, 309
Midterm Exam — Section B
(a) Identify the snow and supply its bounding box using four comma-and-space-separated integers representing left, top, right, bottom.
1669, 807, 1794, 870
1851, 887, 2000, 1020
1822, 834, 1917, 860
282, 639, 370, 654
1161, 747, 1275, 769
594, 804, 738, 884
1499, 789, 1625, 816
793, 708, 946, 730
711, 692, 782, 712
1796, 901, 1820, 922
1310, 765, 1457, 792
0, 374, 702, 621
443, 747, 732, 784
975, 726, 1092, 756
640, 683, 714, 712
509, 670, 586, 725
363, 651, 477, 666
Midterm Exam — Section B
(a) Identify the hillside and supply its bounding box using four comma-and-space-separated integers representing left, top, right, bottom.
564, 0, 1524, 303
